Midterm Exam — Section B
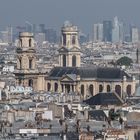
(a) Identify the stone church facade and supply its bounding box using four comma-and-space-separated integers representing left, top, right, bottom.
15, 23, 137, 99
14, 32, 45, 91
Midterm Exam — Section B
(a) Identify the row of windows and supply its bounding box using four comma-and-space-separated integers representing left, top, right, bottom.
47, 83, 58, 92
81, 84, 132, 97
47, 83, 132, 97
63, 35, 76, 46
62, 55, 76, 67
20, 39, 32, 47
18, 79, 33, 87
19, 59, 33, 69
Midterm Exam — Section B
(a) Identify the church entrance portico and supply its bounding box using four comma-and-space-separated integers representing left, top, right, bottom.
61, 83, 75, 93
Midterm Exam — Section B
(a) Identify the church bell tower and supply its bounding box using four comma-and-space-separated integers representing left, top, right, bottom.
58, 21, 81, 67
15, 32, 38, 89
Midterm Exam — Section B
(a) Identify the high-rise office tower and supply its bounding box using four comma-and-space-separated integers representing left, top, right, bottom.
25, 21, 33, 33
79, 32, 88, 44
136, 43, 140, 64
45, 28, 58, 43
7, 26, 13, 44
39, 24, 45, 33
112, 17, 124, 43
35, 33, 46, 46
0, 26, 13, 44
93, 23, 103, 42
112, 17, 120, 43
103, 20, 112, 42
119, 22, 124, 43
131, 26, 139, 43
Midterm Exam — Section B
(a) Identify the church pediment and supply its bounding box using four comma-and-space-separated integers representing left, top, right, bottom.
58, 47, 69, 52
69, 46, 81, 52
60, 74, 77, 82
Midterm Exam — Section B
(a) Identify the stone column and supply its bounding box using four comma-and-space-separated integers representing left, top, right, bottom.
73, 85, 76, 92
70, 84, 72, 92
61, 84, 63, 92
72, 85, 74, 92
64, 84, 66, 93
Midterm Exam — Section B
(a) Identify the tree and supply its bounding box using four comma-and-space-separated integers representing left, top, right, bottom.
116, 56, 133, 66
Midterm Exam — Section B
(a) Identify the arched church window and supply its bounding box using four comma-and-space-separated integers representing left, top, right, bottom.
47, 83, 51, 91
63, 55, 66, 67
107, 85, 111, 92
54, 83, 58, 92
72, 36, 76, 45
29, 39, 32, 47
72, 55, 76, 67
63, 34, 66, 46
29, 59, 32, 69
99, 84, 103, 92
20, 39, 22, 47
89, 84, 94, 96
115, 85, 121, 97
29, 79, 33, 87
81, 85, 84, 96
126, 85, 131, 96
19, 59, 22, 69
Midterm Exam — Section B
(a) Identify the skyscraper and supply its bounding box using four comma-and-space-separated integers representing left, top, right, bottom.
0, 26, 13, 44
35, 33, 46, 46
131, 26, 139, 43
103, 20, 112, 42
39, 24, 45, 33
111, 17, 124, 43
93, 23, 103, 42
119, 22, 124, 43
45, 28, 58, 43
112, 17, 120, 43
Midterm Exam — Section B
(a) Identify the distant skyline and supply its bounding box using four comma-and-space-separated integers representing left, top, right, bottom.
0, 0, 140, 34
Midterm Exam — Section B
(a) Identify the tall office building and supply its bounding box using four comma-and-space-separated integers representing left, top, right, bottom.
103, 20, 112, 42
45, 28, 58, 43
112, 17, 124, 43
35, 33, 46, 46
112, 17, 120, 43
131, 26, 139, 43
0, 26, 13, 44
25, 22, 33, 33
34, 24, 46, 33
39, 24, 45, 33
119, 22, 124, 43
93, 23, 103, 42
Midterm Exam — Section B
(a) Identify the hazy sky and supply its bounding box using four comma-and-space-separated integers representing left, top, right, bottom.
0, 0, 140, 33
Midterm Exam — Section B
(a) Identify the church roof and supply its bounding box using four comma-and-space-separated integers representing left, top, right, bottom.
46, 66, 131, 81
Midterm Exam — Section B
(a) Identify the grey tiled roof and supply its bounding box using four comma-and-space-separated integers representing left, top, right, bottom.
83, 92, 124, 106
46, 66, 131, 80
